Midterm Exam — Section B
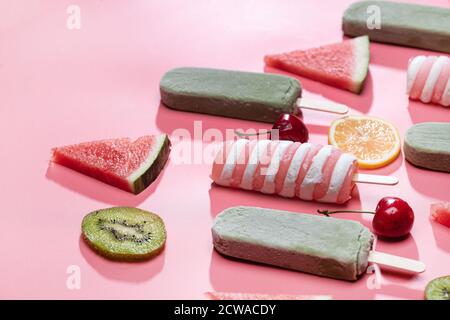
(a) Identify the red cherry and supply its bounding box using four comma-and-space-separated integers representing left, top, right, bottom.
270, 113, 309, 143
372, 197, 414, 238
317, 197, 415, 240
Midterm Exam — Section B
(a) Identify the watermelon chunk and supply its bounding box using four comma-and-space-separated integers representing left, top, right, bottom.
52, 134, 171, 194
205, 292, 332, 300
264, 36, 370, 93
430, 202, 450, 228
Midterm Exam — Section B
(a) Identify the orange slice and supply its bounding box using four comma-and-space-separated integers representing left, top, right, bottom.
328, 116, 401, 169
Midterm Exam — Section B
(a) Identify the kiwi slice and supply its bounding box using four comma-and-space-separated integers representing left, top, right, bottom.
425, 276, 450, 300
82, 207, 166, 261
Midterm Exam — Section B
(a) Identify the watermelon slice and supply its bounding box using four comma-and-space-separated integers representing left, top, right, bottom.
52, 134, 171, 194
430, 202, 450, 228
264, 35, 370, 93
205, 292, 332, 300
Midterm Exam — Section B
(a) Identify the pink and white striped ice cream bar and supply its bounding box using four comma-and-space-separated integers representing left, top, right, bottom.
407, 55, 450, 107
211, 139, 358, 204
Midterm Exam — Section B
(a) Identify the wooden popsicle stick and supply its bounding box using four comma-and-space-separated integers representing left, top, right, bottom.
368, 251, 426, 274
352, 173, 399, 185
297, 97, 349, 114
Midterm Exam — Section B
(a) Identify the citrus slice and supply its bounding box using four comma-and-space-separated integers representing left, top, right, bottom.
328, 116, 401, 169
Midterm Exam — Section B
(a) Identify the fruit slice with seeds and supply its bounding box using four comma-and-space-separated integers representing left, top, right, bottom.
328, 116, 401, 169
265, 36, 370, 93
82, 207, 166, 261
52, 134, 171, 194
425, 276, 450, 300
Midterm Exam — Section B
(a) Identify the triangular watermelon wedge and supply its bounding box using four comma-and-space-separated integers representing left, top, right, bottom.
206, 292, 332, 300
265, 36, 370, 93
51, 134, 171, 194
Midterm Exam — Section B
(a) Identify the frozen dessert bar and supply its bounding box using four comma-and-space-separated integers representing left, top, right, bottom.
404, 122, 450, 173
160, 67, 301, 123
407, 56, 450, 107
212, 206, 374, 281
211, 139, 358, 204
342, 1, 450, 53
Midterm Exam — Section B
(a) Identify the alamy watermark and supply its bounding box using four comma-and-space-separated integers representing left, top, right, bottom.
366, 237, 382, 290
66, 265, 81, 290
66, 5, 81, 30
170, 121, 278, 167
366, 5, 381, 30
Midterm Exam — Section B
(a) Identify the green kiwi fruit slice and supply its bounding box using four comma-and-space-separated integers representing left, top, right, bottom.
425, 276, 450, 300
82, 207, 166, 261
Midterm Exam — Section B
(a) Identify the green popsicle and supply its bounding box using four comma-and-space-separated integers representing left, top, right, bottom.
212, 206, 374, 281
342, 1, 450, 53
160, 67, 301, 123
404, 122, 450, 173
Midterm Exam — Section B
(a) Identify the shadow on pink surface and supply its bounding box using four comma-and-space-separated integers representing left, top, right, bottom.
79, 235, 165, 282
376, 233, 417, 248
157, 101, 358, 142
208, 183, 363, 220
404, 162, 450, 201
45, 162, 166, 206
431, 221, 450, 253
305, 123, 329, 135
156, 102, 269, 140
208, 250, 424, 300
375, 234, 420, 275
359, 151, 404, 176
369, 42, 437, 70
407, 100, 450, 124
264, 66, 374, 114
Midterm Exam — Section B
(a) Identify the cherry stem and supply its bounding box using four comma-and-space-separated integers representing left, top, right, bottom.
234, 130, 271, 138
317, 209, 375, 217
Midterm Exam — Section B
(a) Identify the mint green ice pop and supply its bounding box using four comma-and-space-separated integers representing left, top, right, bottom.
342, 1, 450, 53
160, 67, 348, 123
404, 122, 450, 173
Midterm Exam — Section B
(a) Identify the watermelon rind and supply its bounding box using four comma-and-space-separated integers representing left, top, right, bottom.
127, 134, 171, 194
351, 35, 370, 94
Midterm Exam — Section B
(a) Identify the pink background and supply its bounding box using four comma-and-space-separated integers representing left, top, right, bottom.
1, 0, 449, 300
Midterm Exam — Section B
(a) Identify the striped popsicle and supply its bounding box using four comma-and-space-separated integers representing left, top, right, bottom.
211, 139, 397, 204
407, 56, 450, 107
211, 139, 357, 204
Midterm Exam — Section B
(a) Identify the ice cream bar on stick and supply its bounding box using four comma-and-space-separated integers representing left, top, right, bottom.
211, 139, 398, 204
407, 56, 450, 107
342, 1, 450, 53
160, 68, 348, 123
212, 206, 425, 281
404, 122, 450, 173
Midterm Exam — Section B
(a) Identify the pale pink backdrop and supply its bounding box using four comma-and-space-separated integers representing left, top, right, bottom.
0, 0, 449, 299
